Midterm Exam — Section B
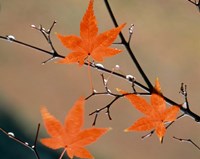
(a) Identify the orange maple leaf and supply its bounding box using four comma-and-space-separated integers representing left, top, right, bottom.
57, 0, 126, 65
40, 97, 110, 159
118, 79, 180, 142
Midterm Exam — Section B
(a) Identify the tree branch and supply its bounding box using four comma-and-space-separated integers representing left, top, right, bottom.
0, 0, 199, 124
0, 124, 41, 159
104, 0, 153, 90
173, 136, 200, 150
188, 0, 200, 11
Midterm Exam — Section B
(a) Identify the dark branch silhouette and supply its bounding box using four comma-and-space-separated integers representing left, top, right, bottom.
0, 5, 200, 123
173, 136, 200, 150
188, 0, 200, 11
0, 1, 200, 157
0, 124, 41, 159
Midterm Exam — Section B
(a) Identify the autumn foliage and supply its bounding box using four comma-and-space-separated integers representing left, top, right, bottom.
39, 0, 181, 158
118, 79, 180, 142
1, 0, 200, 159
57, 0, 126, 65
41, 97, 109, 159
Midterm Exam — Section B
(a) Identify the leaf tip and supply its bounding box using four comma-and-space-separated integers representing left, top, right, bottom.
56, 33, 63, 40
154, 78, 161, 92
116, 88, 126, 95
57, 58, 70, 64
159, 136, 164, 143
116, 88, 121, 92
40, 106, 48, 114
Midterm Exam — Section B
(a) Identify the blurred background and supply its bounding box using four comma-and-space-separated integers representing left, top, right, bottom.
0, 0, 200, 158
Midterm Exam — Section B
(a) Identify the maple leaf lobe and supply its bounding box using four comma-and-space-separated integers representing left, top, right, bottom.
118, 80, 180, 142
57, 0, 126, 65
40, 106, 64, 138
40, 97, 109, 159
80, 0, 98, 40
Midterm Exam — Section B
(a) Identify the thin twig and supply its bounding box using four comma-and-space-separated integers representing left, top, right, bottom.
86, 72, 124, 124
179, 83, 190, 109
103, 0, 200, 122
89, 96, 121, 125
0, 124, 41, 159
173, 136, 200, 150
104, 0, 153, 90
1, 35, 200, 122
31, 21, 63, 64
0, 1, 200, 123
188, 0, 200, 11
141, 114, 185, 142
128, 24, 134, 44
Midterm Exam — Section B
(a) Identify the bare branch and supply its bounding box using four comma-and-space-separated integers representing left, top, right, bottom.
31, 21, 64, 64
1, 33, 200, 122
104, 0, 153, 90
173, 136, 200, 150
188, 0, 200, 11
0, 0, 199, 127
141, 114, 185, 143
179, 83, 190, 109
86, 72, 123, 125
0, 124, 41, 159
89, 96, 121, 125
128, 24, 134, 44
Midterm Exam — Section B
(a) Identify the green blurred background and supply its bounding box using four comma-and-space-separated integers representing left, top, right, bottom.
0, 0, 200, 158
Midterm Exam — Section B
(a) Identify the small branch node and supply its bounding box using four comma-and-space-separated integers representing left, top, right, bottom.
0, 125, 41, 159
128, 24, 134, 44
179, 83, 187, 96
173, 136, 200, 150
95, 63, 105, 69
31, 21, 62, 63
7, 132, 15, 138
179, 83, 190, 109
188, 0, 200, 11
42, 56, 58, 65
126, 74, 136, 92
6, 35, 16, 42
125, 74, 135, 81
141, 130, 154, 140
106, 107, 112, 120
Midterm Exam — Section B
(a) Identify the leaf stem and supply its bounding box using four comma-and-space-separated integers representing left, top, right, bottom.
0, 34, 200, 122
0, 0, 200, 123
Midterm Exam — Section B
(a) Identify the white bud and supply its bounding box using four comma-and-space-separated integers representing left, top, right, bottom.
126, 75, 134, 80
107, 89, 111, 93
129, 24, 134, 34
6, 35, 15, 42
115, 65, 120, 70
104, 79, 108, 84
25, 142, 29, 146
8, 132, 15, 137
31, 24, 36, 28
182, 102, 187, 109
95, 63, 104, 69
